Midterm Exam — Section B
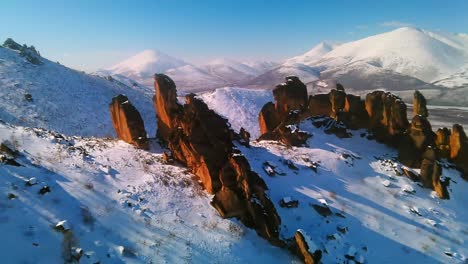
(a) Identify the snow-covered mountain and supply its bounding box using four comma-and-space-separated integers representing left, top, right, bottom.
103, 49, 187, 87
285, 41, 339, 66
0, 45, 156, 137
101, 51, 278, 92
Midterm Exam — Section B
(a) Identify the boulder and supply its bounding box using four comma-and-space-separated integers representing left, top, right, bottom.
413, 90, 428, 118
239, 127, 251, 147
154, 74, 282, 245
109, 94, 148, 149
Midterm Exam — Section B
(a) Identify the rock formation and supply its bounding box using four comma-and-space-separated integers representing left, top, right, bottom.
365, 91, 409, 144
258, 77, 311, 146
413, 90, 428, 117
109, 94, 148, 149
450, 124, 468, 179
398, 115, 435, 167
294, 230, 322, 264
419, 157, 449, 199
435, 127, 451, 159
153, 74, 282, 245
307, 94, 332, 117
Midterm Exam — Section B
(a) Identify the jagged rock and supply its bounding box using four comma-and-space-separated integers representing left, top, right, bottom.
273, 76, 308, 119
343, 94, 369, 129
336, 83, 345, 92
307, 94, 332, 117
109, 94, 148, 149
154, 74, 282, 245
365, 91, 409, 144
294, 230, 322, 264
259, 102, 281, 135
153, 74, 182, 141
413, 90, 428, 117
329, 89, 346, 116
420, 158, 449, 199
279, 197, 299, 208
239, 127, 250, 147
435, 127, 451, 159
450, 124, 468, 179
398, 115, 435, 167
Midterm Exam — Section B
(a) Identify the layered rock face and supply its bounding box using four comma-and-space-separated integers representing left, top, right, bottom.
365, 91, 409, 144
450, 124, 468, 178
153, 74, 281, 244
272, 76, 308, 119
413, 90, 428, 117
420, 156, 449, 199
109, 94, 148, 149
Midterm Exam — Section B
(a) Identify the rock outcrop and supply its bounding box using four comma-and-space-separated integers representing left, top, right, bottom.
435, 127, 451, 159
450, 124, 468, 178
398, 115, 435, 167
420, 157, 449, 199
109, 94, 148, 149
294, 230, 322, 264
258, 77, 311, 146
365, 91, 409, 144
153, 74, 282, 245
307, 94, 332, 117
413, 90, 428, 117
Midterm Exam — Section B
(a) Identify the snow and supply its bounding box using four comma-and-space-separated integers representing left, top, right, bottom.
0, 123, 296, 263
198, 87, 273, 138
0, 47, 156, 137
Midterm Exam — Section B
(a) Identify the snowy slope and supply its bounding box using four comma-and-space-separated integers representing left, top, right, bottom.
164, 65, 227, 93
0, 46, 156, 137
242, 64, 320, 89
198, 87, 273, 138
201, 87, 468, 263
0, 122, 296, 263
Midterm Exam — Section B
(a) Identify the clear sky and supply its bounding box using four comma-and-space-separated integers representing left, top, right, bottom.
1, 0, 467, 71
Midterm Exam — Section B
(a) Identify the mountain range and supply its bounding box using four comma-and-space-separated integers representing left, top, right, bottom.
97, 27, 468, 105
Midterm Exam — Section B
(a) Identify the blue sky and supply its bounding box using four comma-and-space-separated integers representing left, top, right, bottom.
1, 0, 467, 71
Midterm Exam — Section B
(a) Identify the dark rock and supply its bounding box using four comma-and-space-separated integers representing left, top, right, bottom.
39, 186, 51, 195
311, 204, 333, 217
109, 94, 148, 149
307, 94, 332, 117
279, 197, 299, 208
294, 230, 322, 264
435, 127, 451, 159
450, 124, 468, 179
413, 90, 428, 118
239, 127, 250, 147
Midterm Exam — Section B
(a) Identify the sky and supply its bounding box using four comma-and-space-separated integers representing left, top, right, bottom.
0, 0, 467, 71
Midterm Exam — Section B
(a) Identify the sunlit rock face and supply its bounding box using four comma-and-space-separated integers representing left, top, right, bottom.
153, 74, 282, 245
109, 94, 148, 149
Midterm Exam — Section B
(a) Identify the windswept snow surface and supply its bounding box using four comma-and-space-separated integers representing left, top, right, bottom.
0, 122, 296, 264
0, 47, 156, 137
202, 87, 468, 263
199, 87, 273, 139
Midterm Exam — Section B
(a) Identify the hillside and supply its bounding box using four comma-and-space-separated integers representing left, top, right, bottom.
0, 45, 156, 137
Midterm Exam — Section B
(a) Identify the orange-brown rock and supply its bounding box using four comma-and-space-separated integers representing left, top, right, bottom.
365, 91, 409, 144
294, 230, 322, 264
307, 94, 332, 117
413, 90, 428, 118
153, 73, 182, 141
342, 94, 369, 129
450, 124, 468, 179
420, 158, 449, 199
398, 115, 435, 167
272, 76, 308, 119
329, 88, 346, 115
259, 102, 281, 135
153, 74, 282, 244
109, 94, 148, 149
435, 127, 451, 158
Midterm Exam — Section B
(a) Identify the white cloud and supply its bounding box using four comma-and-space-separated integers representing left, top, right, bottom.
380, 21, 413, 28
